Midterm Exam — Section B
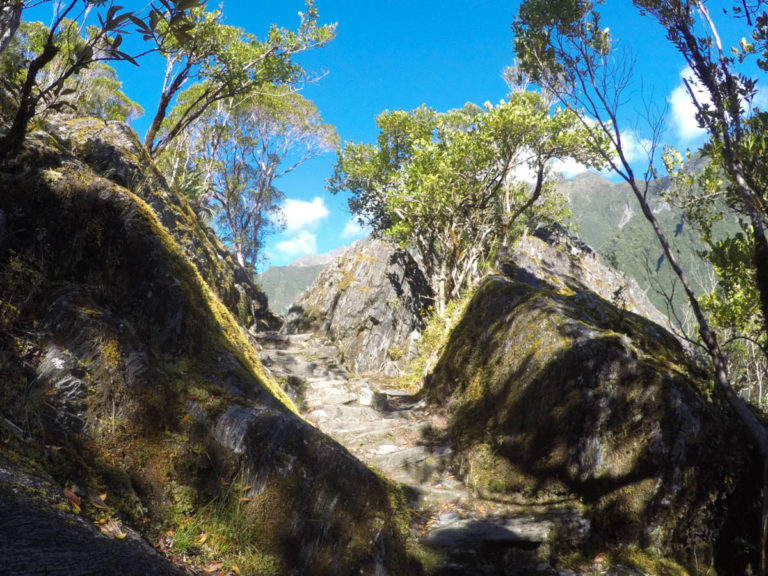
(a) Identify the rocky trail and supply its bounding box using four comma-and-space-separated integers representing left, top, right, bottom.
256, 332, 591, 576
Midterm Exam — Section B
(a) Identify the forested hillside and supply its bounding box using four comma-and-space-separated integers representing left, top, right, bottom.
563, 160, 742, 329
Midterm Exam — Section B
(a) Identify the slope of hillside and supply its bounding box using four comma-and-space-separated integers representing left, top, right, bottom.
561, 167, 739, 328
258, 263, 326, 314
0, 120, 413, 575
259, 245, 355, 314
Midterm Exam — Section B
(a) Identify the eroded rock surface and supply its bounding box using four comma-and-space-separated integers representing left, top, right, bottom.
50, 117, 279, 330
506, 224, 671, 329
425, 228, 758, 572
256, 332, 588, 575
286, 236, 432, 376
0, 124, 412, 575
0, 455, 184, 576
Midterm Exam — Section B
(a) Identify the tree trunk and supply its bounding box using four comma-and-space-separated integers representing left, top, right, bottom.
143, 64, 189, 156
0, 39, 58, 161
0, 0, 21, 55
437, 259, 447, 316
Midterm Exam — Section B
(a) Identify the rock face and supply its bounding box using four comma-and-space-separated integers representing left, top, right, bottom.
286, 236, 433, 376
50, 117, 279, 330
0, 122, 412, 574
505, 224, 672, 329
0, 455, 185, 576
424, 226, 759, 573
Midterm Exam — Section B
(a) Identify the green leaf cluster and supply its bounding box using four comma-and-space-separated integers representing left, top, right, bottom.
158, 85, 337, 270
329, 92, 601, 311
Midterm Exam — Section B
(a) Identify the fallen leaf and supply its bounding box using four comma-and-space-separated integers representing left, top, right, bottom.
69, 501, 81, 514
241, 485, 252, 491
180, 414, 190, 425
203, 560, 224, 572
89, 492, 108, 509
238, 497, 250, 502
63, 487, 81, 506
99, 493, 107, 501
99, 518, 123, 538
196, 533, 207, 545
231, 561, 240, 575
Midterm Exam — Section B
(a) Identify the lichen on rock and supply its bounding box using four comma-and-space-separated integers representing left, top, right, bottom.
0, 122, 414, 575
286, 236, 433, 376
424, 226, 759, 573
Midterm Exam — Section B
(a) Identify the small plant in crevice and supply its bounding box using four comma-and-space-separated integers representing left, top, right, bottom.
399, 290, 474, 392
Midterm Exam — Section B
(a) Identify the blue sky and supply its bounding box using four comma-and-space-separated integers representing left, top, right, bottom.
25, 1, 757, 269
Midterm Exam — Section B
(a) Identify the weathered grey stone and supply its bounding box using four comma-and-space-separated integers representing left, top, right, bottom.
506, 223, 672, 331
0, 455, 184, 576
425, 516, 553, 548
0, 123, 414, 575
286, 236, 432, 374
50, 117, 279, 330
426, 226, 758, 570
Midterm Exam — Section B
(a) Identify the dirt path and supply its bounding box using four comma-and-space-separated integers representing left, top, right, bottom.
256, 332, 587, 575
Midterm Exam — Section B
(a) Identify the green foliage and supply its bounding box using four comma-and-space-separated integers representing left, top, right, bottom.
143, 0, 336, 156
0, 19, 142, 122
0, 0, 200, 160
158, 86, 337, 269
399, 291, 473, 391
330, 92, 600, 311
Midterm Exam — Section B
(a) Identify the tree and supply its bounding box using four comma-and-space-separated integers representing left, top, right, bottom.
142, 0, 335, 157
328, 92, 601, 313
0, 19, 141, 123
160, 86, 337, 270
513, 1, 768, 571
0, 0, 197, 161
73, 62, 143, 122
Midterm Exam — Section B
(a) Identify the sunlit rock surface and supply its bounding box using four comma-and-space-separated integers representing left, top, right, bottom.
425, 226, 759, 573
286, 236, 433, 376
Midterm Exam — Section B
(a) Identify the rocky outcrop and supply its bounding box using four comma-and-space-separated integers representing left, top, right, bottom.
506, 224, 672, 328
0, 126, 413, 574
50, 117, 279, 330
286, 236, 433, 376
0, 455, 185, 576
424, 227, 758, 573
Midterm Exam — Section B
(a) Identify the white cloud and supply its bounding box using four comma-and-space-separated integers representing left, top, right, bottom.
283, 197, 330, 234
551, 157, 589, 179
753, 85, 768, 111
668, 68, 709, 144
619, 130, 653, 164
340, 218, 369, 240
275, 230, 318, 257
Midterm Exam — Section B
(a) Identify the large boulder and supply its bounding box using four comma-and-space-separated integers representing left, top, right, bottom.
424, 226, 759, 573
49, 117, 279, 330
0, 127, 413, 574
286, 236, 433, 376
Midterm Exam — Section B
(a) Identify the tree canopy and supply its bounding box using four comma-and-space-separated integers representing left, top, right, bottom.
329, 92, 601, 312
160, 86, 338, 270
143, 0, 335, 157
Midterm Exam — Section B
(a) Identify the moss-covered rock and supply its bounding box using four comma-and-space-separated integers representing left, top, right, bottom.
424, 228, 759, 574
49, 116, 279, 331
0, 128, 413, 574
